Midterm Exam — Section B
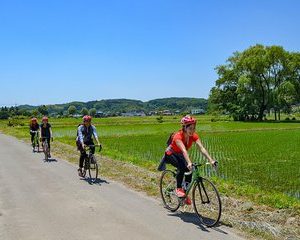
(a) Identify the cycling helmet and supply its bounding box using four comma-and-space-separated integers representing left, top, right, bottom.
83, 115, 92, 122
181, 115, 197, 126
42, 116, 48, 122
31, 117, 37, 122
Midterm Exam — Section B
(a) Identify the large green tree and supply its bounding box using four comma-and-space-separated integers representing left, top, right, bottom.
81, 107, 89, 116
89, 108, 97, 117
0, 107, 10, 119
68, 105, 77, 115
209, 44, 299, 121
38, 105, 49, 116
288, 52, 300, 102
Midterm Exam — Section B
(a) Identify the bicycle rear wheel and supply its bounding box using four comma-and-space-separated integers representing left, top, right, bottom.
192, 177, 221, 227
88, 155, 98, 182
159, 170, 180, 212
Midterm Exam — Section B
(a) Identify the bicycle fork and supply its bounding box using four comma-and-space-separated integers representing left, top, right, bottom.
198, 178, 210, 204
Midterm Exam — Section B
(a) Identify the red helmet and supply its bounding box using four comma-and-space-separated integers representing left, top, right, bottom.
181, 115, 197, 126
42, 116, 48, 122
83, 115, 92, 122
31, 117, 37, 122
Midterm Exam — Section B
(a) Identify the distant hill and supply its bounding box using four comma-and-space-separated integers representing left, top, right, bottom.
17, 97, 208, 116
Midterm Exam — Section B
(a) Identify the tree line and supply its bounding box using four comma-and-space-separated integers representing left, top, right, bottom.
0, 98, 208, 119
209, 44, 300, 121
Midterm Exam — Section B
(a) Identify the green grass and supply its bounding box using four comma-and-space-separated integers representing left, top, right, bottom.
1, 115, 299, 210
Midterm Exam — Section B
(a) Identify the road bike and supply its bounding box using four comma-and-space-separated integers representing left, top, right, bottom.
82, 145, 102, 183
41, 137, 51, 161
159, 162, 222, 227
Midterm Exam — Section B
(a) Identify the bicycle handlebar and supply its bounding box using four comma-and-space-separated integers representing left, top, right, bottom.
191, 161, 218, 172
184, 162, 219, 176
84, 144, 102, 152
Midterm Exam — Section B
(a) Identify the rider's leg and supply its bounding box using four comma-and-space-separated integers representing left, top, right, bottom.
86, 140, 95, 154
78, 149, 87, 177
30, 133, 35, 146
177, 154, 192, 186
165, 154, 185, 188
47, 138, 51, 157
79, 153, 86, 168
37, 137, 40, 149
90, 145, 95, 154
79, 144, 87, 169
47, 138, 51, 150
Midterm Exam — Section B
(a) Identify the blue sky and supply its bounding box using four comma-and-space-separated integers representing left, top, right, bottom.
0, 0, 299, 106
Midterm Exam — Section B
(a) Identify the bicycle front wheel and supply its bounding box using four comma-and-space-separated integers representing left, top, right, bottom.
159, 170, 180, 212
88, 155, 98, 182
192, 177, 221, 227
43, 142, 49, 161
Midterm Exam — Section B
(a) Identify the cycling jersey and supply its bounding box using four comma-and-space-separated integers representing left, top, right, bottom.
40, 123, 52, 138
166, 130, 199, 155
30, 124, 39, 132
77, 125, 98, 144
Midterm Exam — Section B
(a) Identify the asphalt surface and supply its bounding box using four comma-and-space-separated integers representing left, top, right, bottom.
0, 133, 244, 240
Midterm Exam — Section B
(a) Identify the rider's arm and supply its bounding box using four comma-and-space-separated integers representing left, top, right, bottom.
77, 126, 84, 146
49, 127, 53, 139
195, 139, 215, 165
175, 139, 193, 170
92, 126, 100, 145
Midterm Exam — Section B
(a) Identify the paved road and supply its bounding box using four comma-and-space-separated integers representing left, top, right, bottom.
0, 133, 244, 240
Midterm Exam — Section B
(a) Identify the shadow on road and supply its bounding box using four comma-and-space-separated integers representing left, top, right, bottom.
168, 212, 209, 231
44, 158, 58, 163
167, 211, 228, 235
80, 177, 110, 186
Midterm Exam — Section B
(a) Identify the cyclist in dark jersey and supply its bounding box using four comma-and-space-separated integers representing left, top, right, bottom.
29, 117, 40, 151
160, 115, 216, 205
40, 116, 53, 158
76, 115, 100, 177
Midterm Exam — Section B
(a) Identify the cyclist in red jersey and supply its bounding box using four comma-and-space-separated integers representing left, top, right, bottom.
163, 115, 216, 204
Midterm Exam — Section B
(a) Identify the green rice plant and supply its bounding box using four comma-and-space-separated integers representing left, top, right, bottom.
1, 116, 299, 206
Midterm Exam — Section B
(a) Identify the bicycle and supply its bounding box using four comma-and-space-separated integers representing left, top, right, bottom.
31, 131, 40, 152
159, 162, 222, 227
82, 145, 102, 182
41, 137, 51, 161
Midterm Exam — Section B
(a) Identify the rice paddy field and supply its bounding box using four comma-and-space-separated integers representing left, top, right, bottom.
1, 116, 300, 204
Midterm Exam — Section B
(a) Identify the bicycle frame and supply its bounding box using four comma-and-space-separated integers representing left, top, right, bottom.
182, 163, 212, 205
83, 145, 101, 166
41, 137, 50, 152
160, 162, 221, 227
184, 163, 202, 196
